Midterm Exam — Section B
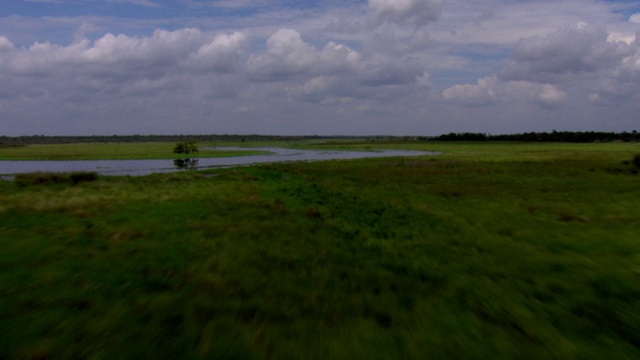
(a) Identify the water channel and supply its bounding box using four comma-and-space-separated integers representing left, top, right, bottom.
0, 147, 436, 177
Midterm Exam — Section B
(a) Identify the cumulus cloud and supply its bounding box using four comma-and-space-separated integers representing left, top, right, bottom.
0, 24, 427, 109
535, 84, 567, 106
3, 1, 640, 136
443, 76, 566, 108
0, 36, 14, 52
246, 29, 318, 80
442, 77, 498, 106
294, 76, 347, 103
188, 31, 247, 72
369, 0, 444, 27
319, 42, 361, 71
243, 28, 431, 105
445, 23, 640, 111
83, 29, 205, 68
3, 28, 219, 83
247, 29, 367, 82
0, 28, 249, 100
516, 26, 640, 104
500, 25, 630, 83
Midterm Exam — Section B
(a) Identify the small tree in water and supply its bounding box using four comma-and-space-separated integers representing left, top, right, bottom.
173, 141, 199, 155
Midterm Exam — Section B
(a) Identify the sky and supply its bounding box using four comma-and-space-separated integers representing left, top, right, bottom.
1, 0, 639, 136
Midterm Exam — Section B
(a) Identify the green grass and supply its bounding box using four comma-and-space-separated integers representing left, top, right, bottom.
1, 142, 639, 359
0, 142, 268, 160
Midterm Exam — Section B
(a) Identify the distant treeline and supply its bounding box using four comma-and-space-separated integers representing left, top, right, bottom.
0, 134, 327, 146
433, 131, 640, 143
2, 131, 639, 145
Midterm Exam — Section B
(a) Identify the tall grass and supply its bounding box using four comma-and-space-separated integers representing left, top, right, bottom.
0, 142, 639, 358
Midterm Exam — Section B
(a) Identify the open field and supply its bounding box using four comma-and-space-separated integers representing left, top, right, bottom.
1, 141, 639, 358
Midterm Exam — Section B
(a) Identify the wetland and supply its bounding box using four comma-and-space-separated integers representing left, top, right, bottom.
1, 140, 639, 359
0, 147, 436, 176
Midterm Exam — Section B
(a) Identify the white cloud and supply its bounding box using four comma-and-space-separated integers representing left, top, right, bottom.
0, 36, 14, 52
431, 0, 636, 46
296, 76, 340, 102
630, 13, 640, 24
0, 28, 250, 103
243, 27, 433, 106
442, 76, 498, 106
18, 27, 210, 91
247, 29, 318, 80
246, 28, 367, 81
607, 32, 637, 45
319, 42, 361, 71
443, 76, 567, 108
5, 27, 248, 77
536, 84, 567, 106
444, 22, 640, 112
2, 0, 640, 136
188, 32, 248, 72
500, 25, 628, 84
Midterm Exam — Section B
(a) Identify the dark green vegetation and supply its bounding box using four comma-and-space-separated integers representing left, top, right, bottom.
14, 172, 99, 187
2, 130, 637, 147
1, 142, 639, 359
173, 141, 199, 155
0, 134, 327, 146
434, 130, 640, 142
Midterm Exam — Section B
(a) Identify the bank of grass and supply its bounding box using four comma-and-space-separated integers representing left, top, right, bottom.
0, 142, 268, 160
309, 139, 640, 162
13, 171, 99, 187
1, 142, 639, 359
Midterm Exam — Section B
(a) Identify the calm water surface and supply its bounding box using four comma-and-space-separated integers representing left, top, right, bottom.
0, 147, 436, 177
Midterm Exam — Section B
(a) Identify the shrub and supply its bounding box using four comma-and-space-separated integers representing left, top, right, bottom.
173, 141, 199, 155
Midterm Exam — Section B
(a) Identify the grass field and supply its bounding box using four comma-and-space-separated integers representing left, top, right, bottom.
1, 141, 639, 359
0, 142, 268, 160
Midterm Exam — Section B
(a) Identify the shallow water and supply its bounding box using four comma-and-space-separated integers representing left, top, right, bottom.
0, 147, 436, 177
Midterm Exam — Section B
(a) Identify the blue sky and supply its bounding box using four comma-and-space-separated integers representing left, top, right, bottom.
1, 0, 639, 136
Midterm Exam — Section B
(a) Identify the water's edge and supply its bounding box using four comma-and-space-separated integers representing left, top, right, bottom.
0, 147, 437, 178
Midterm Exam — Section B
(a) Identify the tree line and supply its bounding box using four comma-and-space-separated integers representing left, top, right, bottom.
1, 131, 639, 145
0, 134, 325, 146
433, 131, 640, 143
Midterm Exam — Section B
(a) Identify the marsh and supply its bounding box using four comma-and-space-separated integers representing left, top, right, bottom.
0, 147, 435, 176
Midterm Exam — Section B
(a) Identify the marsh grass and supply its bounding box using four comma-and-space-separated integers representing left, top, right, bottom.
1, 142, 639, 358
0, 142, 268, 160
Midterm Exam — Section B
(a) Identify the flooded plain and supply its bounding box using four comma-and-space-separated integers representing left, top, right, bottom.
0, 147, 436, 177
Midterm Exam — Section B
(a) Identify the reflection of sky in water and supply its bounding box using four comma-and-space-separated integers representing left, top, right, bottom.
0, 147, 436, 176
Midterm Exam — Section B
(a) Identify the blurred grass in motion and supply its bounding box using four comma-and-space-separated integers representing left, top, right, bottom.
1, 142, 639, 359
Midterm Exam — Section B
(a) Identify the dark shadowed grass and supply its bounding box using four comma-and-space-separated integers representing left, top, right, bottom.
0, 143, 639, 358
14, 172, 99, 187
